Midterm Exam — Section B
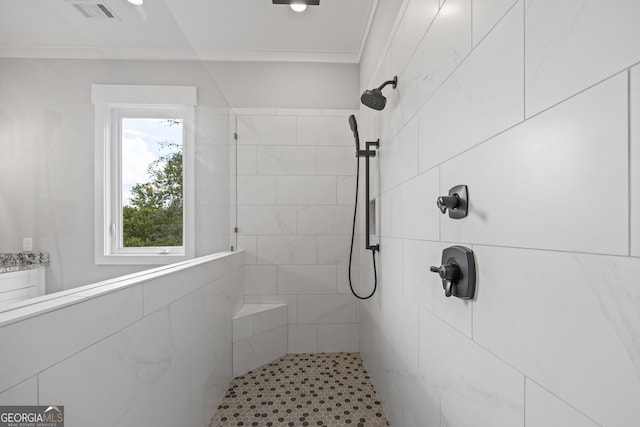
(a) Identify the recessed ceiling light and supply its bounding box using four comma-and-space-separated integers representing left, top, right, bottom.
272, 0, 320, 11
290, 3, 307, 12
127, 0, 143, 5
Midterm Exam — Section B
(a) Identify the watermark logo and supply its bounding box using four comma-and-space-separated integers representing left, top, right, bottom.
0, 405, 64, 427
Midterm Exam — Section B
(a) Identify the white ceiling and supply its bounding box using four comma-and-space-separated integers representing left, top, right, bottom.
0, 0, 377, 63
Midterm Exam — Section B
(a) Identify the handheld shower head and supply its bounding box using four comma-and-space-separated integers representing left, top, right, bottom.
348, 114, 360, 153
361, 76, 398, 111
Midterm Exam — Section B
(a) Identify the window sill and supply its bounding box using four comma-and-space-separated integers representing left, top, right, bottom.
95, 253, 191, 266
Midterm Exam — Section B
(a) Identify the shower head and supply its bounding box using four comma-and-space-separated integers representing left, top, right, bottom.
360, 76, 398, 111
348, 114, 360, 153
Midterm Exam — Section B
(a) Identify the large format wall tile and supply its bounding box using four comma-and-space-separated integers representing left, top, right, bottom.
419, 0, 523, 172
237, 206, 296, 235
277, 265, 337, 294
237, 176, 277, 205
472, 0, 518, 45
298, 294, 357, 324
277, 176, 337, 205
256, 146, 317, 175
525, 380, 600, 427
39, 309, 171, 427
473, 245, 640, 427
297, 116, 353, 146
317, 323, 359, 352
0, 377, 37, 405
525, 0, 640, 116
237, 115, 296, 145
390, 168, 440, 240
380, 116, 419, 193
419, 308, 525, 427
0, 286, 142, 393
390, 0, 440, 74
297, 206, 353, 235
440, 73, 628, 255
389, 0, 472, 139
317, 147, 356, 176
256, 235, 317, 265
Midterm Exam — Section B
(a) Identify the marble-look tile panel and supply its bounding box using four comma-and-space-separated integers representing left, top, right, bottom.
0, 377, 37, 405
380, 286, 420, 372
236, 235, 256, 264
337, 176, 357, 205
391, 0, 440, 74
143, 266, 205, 315
256, 146, 317, 175
233, 326, 287, 377
390, 168, 440, 241
252, 304, 287, 335
277, 265, 337, 294
525, 380, 600, 427
388, 0, 472, 140
297, 206, 353, 235
440, 73, 628, 255
237, 176, 277, 205
473, 245, 640, 427
256, 235, 317, 265
420, 308, 525, 427
277, 176, 337, 205
297, 116, 353, 146
237, 115, 296, 145
419, 0, 523, 172
38, 308, 171, 427
288, 324, 318, 354
297, 294, 357, 324
316, 235, 351, 265
317, 147, 356, 176
0, 286, 142, 393
244, 265, 277, 294
317, 323, 359, 352
237, 145, 257, 175
525, 0, 640, 116
237, 205, 297, 235
472, 0, 518, 45
379, 237, 403, 290
380, 116, 419, 194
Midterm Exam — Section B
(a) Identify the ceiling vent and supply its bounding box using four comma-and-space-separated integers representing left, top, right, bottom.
66, 0, 119, 19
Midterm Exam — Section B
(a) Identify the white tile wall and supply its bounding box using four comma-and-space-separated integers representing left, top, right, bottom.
472, 0, 518, 45
525, 380, 600, 427
418, 0, 524, 173
440, 73, 628, 255
0, 254, 241, 426
358, 0, 640, 425
525, 0, 640, 116
237, 116, 296, 146
277, 176, 337, 205
256, 235, 317, 265
317, 324, 359, 352
236, 110, 358, 353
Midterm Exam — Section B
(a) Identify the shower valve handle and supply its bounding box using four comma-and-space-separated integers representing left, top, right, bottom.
430, 263, 461, 297
437, 195, 460, 214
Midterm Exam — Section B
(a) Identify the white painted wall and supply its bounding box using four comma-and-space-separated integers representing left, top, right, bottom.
0, 251, 244, 427
235, 108, 360, 353
206, 61, 360, 109
358, 0, 640, 426
0, 58, 233, 293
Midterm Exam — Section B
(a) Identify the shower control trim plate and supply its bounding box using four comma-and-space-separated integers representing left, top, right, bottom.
430, 245, 476, 299
437, 185, 468, 219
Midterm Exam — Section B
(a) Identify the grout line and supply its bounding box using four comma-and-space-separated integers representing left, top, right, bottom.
526, 377, 605, 427
628, 69, 632, 257
523, 376, 527, 426
523, 0, 527, 120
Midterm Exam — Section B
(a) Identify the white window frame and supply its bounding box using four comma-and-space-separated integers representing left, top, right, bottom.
92, 85, 196, 265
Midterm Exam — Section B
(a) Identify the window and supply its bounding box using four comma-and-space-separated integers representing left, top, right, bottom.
92, 85, 195, 264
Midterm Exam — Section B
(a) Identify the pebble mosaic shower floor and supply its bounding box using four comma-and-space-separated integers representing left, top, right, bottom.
209, 352, 390, 427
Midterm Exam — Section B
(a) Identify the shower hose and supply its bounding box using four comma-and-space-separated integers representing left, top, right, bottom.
348, 154, 378, 300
